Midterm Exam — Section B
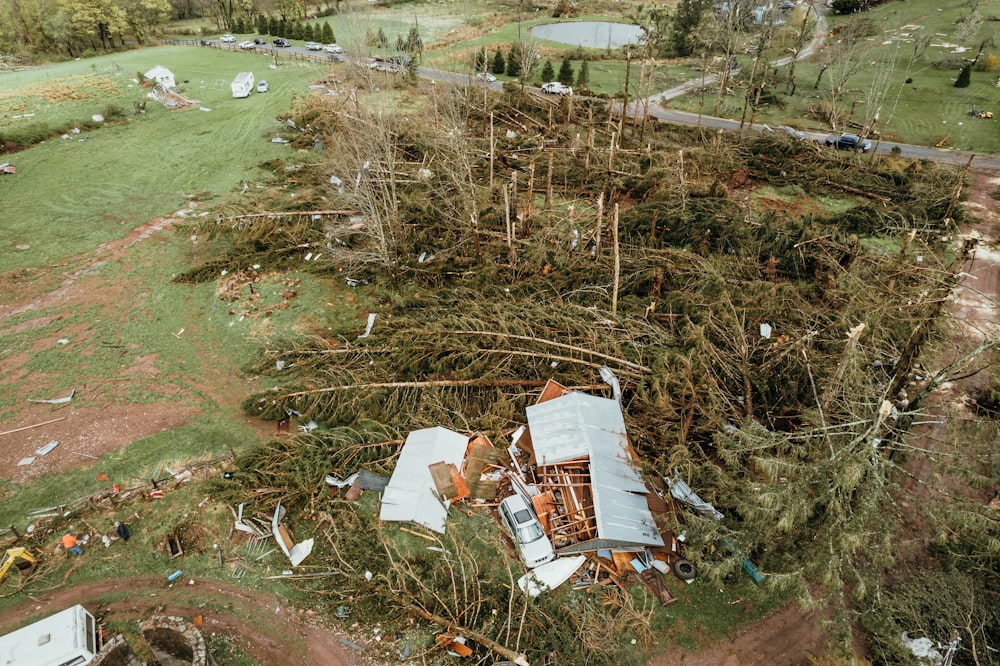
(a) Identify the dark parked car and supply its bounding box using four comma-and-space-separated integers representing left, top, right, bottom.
253, 38, 266, 45
825, 133, 872, 152
273, 38, 291, 47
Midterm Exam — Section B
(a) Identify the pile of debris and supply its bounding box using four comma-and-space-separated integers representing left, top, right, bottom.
369, 378, 698, 603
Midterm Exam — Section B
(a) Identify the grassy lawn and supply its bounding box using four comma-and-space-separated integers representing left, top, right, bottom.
0, 46, 331, 274
667, 0, 1000, 152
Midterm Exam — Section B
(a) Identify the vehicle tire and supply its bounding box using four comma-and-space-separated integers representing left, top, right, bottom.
673, 558, 697, 581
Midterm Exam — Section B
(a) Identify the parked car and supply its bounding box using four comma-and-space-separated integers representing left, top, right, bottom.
238, 40, 255, 49
825, 133, 872, 152
324, 43, 344, 54
776, 124, 806, 140
498, 494, 555, 569
220, 34, 235, 43
257, 80, 269, 93
273, 38, 291, 47
475, 72, 498, 83
541, 81, 572, 95
253, 38, 266, 45
305, 41, 321, 51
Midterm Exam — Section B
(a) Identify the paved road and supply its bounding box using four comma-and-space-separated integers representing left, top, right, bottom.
206, 20, 1000, 171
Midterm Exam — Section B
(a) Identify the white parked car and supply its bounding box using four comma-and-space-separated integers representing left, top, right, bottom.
305, 41, 322, 51
220, 34, 236, 43
498, 494, 555, 569
476, 72, 498, 83
238, 40, 255, 49
541, 81, 572, 95
257, 80, 269, 93
324, 43, 344, 54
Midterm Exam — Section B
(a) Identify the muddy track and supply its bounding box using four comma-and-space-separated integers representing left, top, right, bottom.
0, 576, 368, 666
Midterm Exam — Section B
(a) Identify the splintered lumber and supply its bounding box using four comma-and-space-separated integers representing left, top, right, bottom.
0, 417, 67, 436
639, 568, 677, 605
393, 597, 529, 666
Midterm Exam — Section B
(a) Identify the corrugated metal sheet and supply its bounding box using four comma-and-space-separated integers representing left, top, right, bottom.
527, 392, 663, 549
379, 426, 468, 533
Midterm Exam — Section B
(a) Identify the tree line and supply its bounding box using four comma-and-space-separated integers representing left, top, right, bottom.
0, 0, 342, 57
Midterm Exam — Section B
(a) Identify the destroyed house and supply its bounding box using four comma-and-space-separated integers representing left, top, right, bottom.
525, 382, 664, 554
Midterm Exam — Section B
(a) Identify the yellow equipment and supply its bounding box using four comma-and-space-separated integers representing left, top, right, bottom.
0, 547, 37, 582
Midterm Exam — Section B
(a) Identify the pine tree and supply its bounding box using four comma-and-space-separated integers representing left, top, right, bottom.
377, 27, 389, 48
475, 47, 488, 72
955, 63, 972, 88
557, 57, 574, 85
506, 44, 521, 78
321, 22, 335, 44
303, 24, 314, 41
404, 26, 422, 54
258, 15, 269, 35
540, 60, 555, 83
268, 16, 279, 36
576, 59, 590, 88
491, 49, 506, 75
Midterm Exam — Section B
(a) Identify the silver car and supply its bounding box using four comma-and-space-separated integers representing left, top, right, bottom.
498, 494, 555, 568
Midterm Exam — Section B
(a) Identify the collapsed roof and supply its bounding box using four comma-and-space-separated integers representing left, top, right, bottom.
526, 382, 664, 553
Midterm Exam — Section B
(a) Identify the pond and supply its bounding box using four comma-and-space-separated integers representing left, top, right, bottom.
529, 21, 644, 49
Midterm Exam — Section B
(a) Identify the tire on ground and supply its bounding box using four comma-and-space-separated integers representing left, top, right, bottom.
673, 558, 697, 581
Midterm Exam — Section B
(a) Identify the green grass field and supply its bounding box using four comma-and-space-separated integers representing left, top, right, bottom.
667, 0, 1000, 152
0, 46, 329, 274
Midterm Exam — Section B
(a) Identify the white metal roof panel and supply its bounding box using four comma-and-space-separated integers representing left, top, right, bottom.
528, 391, 663, 549
379, 426, 467, 533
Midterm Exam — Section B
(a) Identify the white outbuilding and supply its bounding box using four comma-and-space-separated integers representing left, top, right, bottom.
144, 65, 176, 88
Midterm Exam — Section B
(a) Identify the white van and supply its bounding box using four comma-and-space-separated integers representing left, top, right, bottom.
0, 604, 99, 665
231, 71, 255, 98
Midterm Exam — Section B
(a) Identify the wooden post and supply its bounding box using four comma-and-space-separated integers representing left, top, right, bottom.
489, 111, 495, 191
608, 131, 617, 171
611, 204, 620, 316
504, 185, 515, 266
595, 193, 604, 255
525, 161, 535, 236
585, 107, 594, 169
545, 153, 553, 210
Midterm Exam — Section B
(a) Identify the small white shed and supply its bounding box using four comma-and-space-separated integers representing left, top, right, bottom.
144, 65, 176, 88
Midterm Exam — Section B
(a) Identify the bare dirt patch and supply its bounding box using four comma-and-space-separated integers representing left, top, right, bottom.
0, 403, 195, 483
0, 577, 370, 666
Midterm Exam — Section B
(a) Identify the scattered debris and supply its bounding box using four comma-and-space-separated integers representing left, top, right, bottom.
666, 471, 724, 521
338, 637, 365, 652
17, 457, 35, 467
271, 501, 313, 566
517, 555, 587, 597
379, 427, 469, 533
357, 312, 377, 339
436, 633, 473, 658
34, 440, 59, 456
0, 163, 15, 175
28, 389, 75, 404
0, 416, 67, 436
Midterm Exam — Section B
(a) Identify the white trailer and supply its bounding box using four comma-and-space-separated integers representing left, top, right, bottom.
231, 71, 255, 98
0, 604, 99, 665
